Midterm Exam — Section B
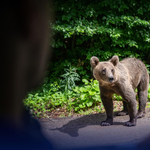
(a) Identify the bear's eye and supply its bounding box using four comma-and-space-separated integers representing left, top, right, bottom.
111, 69, 114, 73
102, 68, 106, 74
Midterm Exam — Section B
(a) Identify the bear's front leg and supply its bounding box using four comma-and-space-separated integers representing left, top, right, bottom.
100, 93, 113, 126
121, 86, 137, 127
124, 100, 137, 126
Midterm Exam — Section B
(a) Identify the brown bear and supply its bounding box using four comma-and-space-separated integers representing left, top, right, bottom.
90, 55, 149, 127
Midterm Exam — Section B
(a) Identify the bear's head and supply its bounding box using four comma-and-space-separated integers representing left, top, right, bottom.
90, 55, 119, 84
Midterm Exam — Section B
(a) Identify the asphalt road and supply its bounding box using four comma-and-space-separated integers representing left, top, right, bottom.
39, 108, 150, 150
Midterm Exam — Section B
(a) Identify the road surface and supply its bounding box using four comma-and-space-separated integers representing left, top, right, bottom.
39, 109, 150, 150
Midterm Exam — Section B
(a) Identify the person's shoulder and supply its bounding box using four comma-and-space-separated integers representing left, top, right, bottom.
0, 111, 54, 150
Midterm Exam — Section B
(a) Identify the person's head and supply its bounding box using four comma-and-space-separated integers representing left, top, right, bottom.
1, 0, 53, 123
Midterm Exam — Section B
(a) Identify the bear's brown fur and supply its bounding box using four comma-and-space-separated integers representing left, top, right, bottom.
90, 55, 149, 126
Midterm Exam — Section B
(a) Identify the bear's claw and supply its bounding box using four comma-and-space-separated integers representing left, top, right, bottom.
117, 111, 128, 116
124, 121, 136, 127
101, 121, 113, 126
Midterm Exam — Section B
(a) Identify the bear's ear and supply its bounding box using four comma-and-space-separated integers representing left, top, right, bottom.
110, 55, 119, 66
90, 56, 99, 69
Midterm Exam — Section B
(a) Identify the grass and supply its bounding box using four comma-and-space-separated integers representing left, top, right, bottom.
24, 80, 150, 118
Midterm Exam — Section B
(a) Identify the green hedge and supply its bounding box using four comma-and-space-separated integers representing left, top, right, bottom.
50, 0, 150, 81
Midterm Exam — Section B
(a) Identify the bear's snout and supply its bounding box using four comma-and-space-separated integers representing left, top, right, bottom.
109, 76, 114, 83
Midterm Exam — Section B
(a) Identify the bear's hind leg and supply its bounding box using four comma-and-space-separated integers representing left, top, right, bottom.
137, 88, 148, 118
137, 73, 149, 118
117, 101, 128, 116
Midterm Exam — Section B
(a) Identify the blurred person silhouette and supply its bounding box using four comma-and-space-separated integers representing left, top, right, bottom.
1, 0, 54, 149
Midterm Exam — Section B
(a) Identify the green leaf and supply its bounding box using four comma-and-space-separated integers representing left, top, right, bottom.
86, 102, 93, 107
82, 79, 89, 84
80, 94, 86, 100
89, 91, 96, 95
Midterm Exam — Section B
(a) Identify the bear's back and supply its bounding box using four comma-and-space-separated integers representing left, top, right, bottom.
120, 58, 147, 74
120, 58, 148, 89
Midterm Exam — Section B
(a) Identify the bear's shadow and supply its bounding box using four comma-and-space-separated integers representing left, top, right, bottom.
51, 112, 125, 137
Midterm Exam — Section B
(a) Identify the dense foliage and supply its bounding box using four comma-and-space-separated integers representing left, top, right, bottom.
51, 0, 150, 80
24, 0, 150, 118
